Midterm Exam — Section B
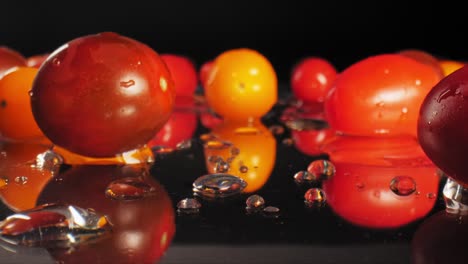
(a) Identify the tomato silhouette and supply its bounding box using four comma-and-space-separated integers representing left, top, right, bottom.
31, 32, 175, 157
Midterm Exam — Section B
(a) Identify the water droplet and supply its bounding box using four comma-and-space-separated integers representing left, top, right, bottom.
176, 139, 192, 150
356, 182, 365, 191
52, 57, 61, 66
177, 198, 201, 214
268, 125, 285, 135
293, 171, 318, 183
427, 192, 436, 199
239, 165, 248, 173
304, 188, 326, 206
34, 150, 63, 171
246, 194, 265, 210
28, 90, 34, 97
401, 107, 408, 114
376, 101, 385, 107
284, 118, 329, 131
415, 79, 421, 86
443, 178, 468, 213
214, 160, 230, 173
307, 160, 336, 180
193, 173, 247, 199
200, 133, 217, 142
282, 138, 294, 146
389, 176, 416, 196
0, 151, 6, 158
105, 177, 155, 201
262, 206, 280, 217
208, 155, 222, 163
119, 79, 135, 88
14, 176, 28, 185
159, 77, 168, 92
230, 147, 240, 156
0, 203, 112, 247
0, 177, 9, 189
226, 156, 235, 163
137, 61, 142, 65
204, 140, 232, 150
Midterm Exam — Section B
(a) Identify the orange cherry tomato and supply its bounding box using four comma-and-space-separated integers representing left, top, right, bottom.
203, 120, 276, 193
205, 48, 277, 122
439, 59, 465, 76
290, 57, 337, 103
0, 67, 47, 141
322, 161, 440, 228
160, 54, 198, 96
324, 54, 442, 137
0, 46, 26, 76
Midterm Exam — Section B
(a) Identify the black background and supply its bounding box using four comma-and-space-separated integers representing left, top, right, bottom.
1, 1, 463, 83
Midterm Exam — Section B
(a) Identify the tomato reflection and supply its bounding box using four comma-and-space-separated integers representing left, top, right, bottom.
0, 142, 54, 212
37, 165, 175, 264
147, 96, 197, 149
322, 161, 440, 228
411, 210, 468, 264
204, 120, 276, 193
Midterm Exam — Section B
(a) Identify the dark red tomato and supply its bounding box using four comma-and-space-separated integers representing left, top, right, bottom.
199, 60, 213, 88
160, 54, 198, 96
411, 210, 468, 264
292, 128, 335, 156
398, 49, 445, 79
37, 165, 175, 264
290, 57, 337, 103
31, 32, 175, 157
418, 65, 468, 187
26, 53, 49, 68
322, 162, 439, 228
0, 46, 26, 76
324, 54, 442, 137
147, 97, 198, 148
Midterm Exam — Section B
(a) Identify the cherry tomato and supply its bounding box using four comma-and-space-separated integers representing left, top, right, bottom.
290, 57, 337, 103
199, 60, 213, 88
204, 120, 276, 193
30, 32, 175, 157
418, 65, 468, 186
205, 48, 277, 122
160, 53, 198, 96
0, 67, 47, 141
411, 210, 468, 264
0, 46, 26, 76
26, 53, 49, 68
322, 161, 439, 228
324, 54, 441, 137
200, 111, 224, 129
439, 59, 464, 76
38, 165, 175, 264
398, 49, 445, 79
0, 142, 54, 212
147, 97, 198, 148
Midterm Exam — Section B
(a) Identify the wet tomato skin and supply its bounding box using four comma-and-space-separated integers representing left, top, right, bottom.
325, 54, 441, 137
418, 65, 468, 186
31, 32, 175, 157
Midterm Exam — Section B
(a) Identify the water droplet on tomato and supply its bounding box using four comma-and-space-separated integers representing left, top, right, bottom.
389, 176, 416, 196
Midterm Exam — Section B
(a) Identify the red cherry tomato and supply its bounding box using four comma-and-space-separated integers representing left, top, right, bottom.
38, 165, 175, 264
0, 46, 26, 76
324, 54, 441, 137
199, 60, 213, 88
398, 49, 445, 79
290, 57, 337, 103
322, 161, 439, 228
160, 54, 198, 96
147, 97, 198, 148
26, 53, 49, 68
418, 65, 468, 186
30, 32, 175, 157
